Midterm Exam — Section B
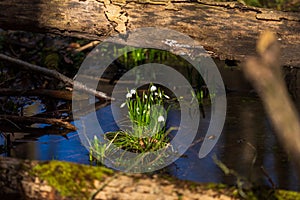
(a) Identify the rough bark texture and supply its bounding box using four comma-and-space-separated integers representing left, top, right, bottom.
0, 0, 299, 66
0, 157, 236, 200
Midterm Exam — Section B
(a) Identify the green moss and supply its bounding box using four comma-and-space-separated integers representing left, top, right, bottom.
205, 183, 227, 190
32, 160, 113, 199
276, 190, 300, 200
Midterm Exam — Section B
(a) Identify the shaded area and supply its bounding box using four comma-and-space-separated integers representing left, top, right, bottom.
2, 60, 299, 191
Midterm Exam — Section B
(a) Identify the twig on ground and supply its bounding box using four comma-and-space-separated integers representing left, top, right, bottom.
75, 41, 100, 52
0, 53, 113, 100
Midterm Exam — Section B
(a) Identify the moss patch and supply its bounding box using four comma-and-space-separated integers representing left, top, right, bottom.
276, 190, 300, 200
205, 183, 228, 190
32, 160, 113, 199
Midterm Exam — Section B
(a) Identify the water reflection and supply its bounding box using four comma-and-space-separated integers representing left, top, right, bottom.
3, 92, 299, 190
168, 94, 300, 191
2, 132, 89, 164
1, 62, 300, 191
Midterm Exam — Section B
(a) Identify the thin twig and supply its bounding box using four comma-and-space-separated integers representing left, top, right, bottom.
261, 166, 276, 190
75, 41, 100, 52
0, 53, 113, 100
89, 173, 119, 200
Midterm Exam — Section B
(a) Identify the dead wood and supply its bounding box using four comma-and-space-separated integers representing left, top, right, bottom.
0, 53, 112, 100
0, 0, 299, 66
0, 157, 237, 200
0, 88, 73, 100
0, 115, 76, 131
0, 126, 72, 138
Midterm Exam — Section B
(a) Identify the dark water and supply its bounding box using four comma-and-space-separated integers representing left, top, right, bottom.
1, 61, 300, 191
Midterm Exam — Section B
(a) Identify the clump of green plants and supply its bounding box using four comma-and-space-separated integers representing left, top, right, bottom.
89, 135, 109, 165
119, 48, 171, 69
120, 84, 170, 138
89, 84, 173, 167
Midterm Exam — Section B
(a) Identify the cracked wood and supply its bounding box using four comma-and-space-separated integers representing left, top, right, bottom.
0, 0, 299, 66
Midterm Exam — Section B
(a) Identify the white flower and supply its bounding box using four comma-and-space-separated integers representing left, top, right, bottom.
158, 116, 165, 122
144, 95, 147, 99
164, 94, 170, 99
130, 89, 136, 95
150, 85, 157, 92
126, 92, 132, 98
120, 102, 126, 108
154, 92, 158, 96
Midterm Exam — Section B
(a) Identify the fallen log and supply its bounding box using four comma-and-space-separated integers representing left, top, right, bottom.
0, 89, 73, 100
0, 157, 239, 200
0, 0, 299, 66
1, 156, 300, 199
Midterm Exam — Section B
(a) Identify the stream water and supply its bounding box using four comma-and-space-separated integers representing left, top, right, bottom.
1, 60, 300, 191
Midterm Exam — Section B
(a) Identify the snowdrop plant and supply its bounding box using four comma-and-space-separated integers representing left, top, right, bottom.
90, 84, 173, 166
99, 84, 171, 154
122, 84, 170, 138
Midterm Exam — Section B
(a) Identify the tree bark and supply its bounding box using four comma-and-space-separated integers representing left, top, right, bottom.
0, 157, 237, 200
0, 0, 299, 66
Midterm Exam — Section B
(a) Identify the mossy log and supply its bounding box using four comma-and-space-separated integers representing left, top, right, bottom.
1, 157, 300, 200
0, 157, 238, 200
0, 0, 300, 66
